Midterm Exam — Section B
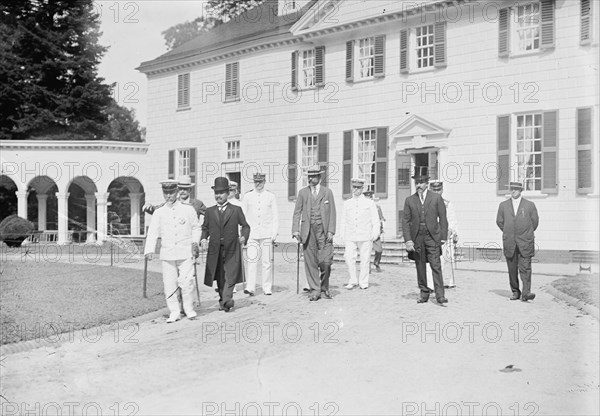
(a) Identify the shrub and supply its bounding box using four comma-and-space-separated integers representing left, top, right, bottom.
0, 215, 35, 247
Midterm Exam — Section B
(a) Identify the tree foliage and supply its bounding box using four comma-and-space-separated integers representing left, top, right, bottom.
0, 0, 142, 141
162, 0, 265, 50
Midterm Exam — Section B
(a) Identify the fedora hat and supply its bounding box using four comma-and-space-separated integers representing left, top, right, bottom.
306, 165, 325, 176
177, 175, 194, 188
509, 181, 523, 190
212, 177, 230, 192
411, 166, 430, 181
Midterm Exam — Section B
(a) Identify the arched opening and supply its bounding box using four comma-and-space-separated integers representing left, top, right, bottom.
27, 176, 59, 233
107, 177, 145, 236
67, 176, 98, 243
0, 175, 18, 222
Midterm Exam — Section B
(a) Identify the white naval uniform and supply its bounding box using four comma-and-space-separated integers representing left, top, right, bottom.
242, 189, 279, 293
340, 194, 380, 288
144, 201, 200, 316
426, 198, 457, 288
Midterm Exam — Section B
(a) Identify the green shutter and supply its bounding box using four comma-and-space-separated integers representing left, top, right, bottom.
540, 0, 555, 50
288, 136, 297, 200
497, 116, 510, 195
374, 35, 385, 78
168, 150, 175, 179
580, 0, 592, 45
400, 29, 409, 73
343, 130, 353, 198
315, 46, 325, 87
577, 107, 593, 193
345, 41, 354, 82
318, 133, 329, 187
434, 22, 447, 68
542, 111, 558, 194
498, 8, 509, 57
375, 127, 388, 198
291, 51, 298, 91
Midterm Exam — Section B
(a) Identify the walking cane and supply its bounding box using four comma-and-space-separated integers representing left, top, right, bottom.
296, 240, 301, 294
271, 240, 278, 286
193, 255, 200, 306
142, 255, 148, 298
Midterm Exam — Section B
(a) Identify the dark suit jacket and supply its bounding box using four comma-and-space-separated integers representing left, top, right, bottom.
496, 197, 539, 258
292, 185, 336, 241
402, 191, 448, 245
201, 204, 250, 286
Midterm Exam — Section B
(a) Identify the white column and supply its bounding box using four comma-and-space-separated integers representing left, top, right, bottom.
129, 192, 142, 236
16, 191, 28, 219
85, 194, 96, 243
37, 194, 48, 230
95, 192, 110, 243
56, 192, 69, 245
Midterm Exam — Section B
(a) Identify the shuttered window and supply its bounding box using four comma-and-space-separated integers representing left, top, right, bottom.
177, 73, 190, 108
292, 47, 326, 90
499, 1, 555, 57
288, 134, 329, 198
497, 116, 511, 195
288, 136, 297, 200
576, 107, 593, 193
225, 62, 239, 102
343, 128, 388, 199
168, 150, 175, 179
401, 22, 446, 74
346, 35, 385, 82
580, 0, 592, 45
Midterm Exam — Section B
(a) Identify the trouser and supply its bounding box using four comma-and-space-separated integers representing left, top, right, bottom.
344, 240, 373, 288
303, 222, 333, 296
161, 258, 195, 316
246, 238, 273, 293
215, 244, 236, 308
415, 229, 445, 300
506, 246, 532, 297
373, 238, 383, 267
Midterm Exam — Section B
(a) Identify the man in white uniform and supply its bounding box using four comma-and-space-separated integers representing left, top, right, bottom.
144, 180, 201, 323
242, 173, 279, 296
341, 178, 380, 290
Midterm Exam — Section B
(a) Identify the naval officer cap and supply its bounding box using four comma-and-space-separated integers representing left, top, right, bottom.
160, 179, 179, 193
253, 173, 266, 182
429, 181, 443, 191
351, 178, 365, 187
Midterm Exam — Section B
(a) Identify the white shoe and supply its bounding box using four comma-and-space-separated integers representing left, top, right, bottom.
186, 310, 197, 319
233, 287, 238, 293
345, 283, 357, 290
166, 313, 181, 323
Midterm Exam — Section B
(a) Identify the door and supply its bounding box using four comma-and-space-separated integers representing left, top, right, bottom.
396, 153, 411, 238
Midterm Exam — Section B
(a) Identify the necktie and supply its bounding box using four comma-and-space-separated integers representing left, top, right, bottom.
420, 193, 424, 204
312, 187, 317, 199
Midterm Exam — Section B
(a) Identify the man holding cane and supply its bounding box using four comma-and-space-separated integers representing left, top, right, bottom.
144, 180, 201, 323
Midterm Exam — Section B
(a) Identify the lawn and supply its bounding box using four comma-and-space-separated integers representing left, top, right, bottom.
552, 273, 600, 309
1, 259, 165, 345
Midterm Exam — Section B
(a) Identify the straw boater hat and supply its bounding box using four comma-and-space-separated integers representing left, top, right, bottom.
177, 175, 194, 188
211, 177, 230, 192
229, 180, 238, 191
306, 165, 325, 176
160, 179, 179, 193
509, 181, 524, 190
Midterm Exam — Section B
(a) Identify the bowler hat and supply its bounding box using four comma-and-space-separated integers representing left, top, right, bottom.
212, 177, 230, 192
412, 166, 430, 181
177, 175, 194, 188
509, 181, 523, 190
160, 179, 178, 193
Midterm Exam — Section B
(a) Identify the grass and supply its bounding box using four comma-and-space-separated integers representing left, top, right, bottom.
552, 274, 600, 309
0, 259, 165, 345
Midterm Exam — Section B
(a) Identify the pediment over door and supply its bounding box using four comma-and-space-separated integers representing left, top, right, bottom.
390, 113, 451, 152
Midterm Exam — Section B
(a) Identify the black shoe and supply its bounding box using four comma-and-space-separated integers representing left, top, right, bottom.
375, 266, 382, 272
309, 294, 321, 301
521, 293, 536, 302
214, 288, 219, 293
417, 297, 429, 303
437, 297, 448, 304
244, 289, 255, 296
321, 290, 332, 299
303, 288, 311, 293
510, 293, 521, 300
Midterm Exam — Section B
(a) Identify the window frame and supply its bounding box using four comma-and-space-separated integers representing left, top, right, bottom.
299, 134, 319, 187
412, 24, 436, 72
510, 2, 542, 57
177, 73, 191, 110
178, 148, 191, 177
356, 128, 377, 192
512, 112, 544, 192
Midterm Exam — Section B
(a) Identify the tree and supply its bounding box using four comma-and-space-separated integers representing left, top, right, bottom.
0, 0, 142, 141
162, 0, 265, 51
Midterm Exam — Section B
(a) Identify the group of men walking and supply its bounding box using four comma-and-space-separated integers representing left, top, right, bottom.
143, 163, 539, 322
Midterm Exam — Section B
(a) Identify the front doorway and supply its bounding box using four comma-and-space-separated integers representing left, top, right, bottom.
396, 149, 439, 238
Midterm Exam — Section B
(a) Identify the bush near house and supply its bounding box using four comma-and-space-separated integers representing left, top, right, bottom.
0, 215, 34, 247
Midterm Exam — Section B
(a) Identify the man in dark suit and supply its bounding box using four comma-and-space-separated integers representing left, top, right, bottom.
292, 165, 336, 301
496, 181, 539, 302
402, 167, 448, 304
200, 177, 250, 312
